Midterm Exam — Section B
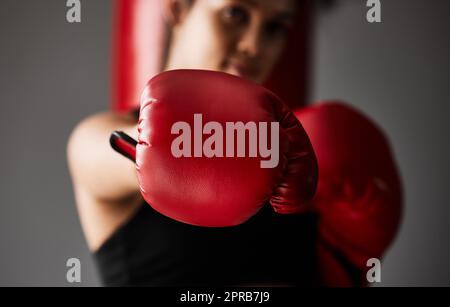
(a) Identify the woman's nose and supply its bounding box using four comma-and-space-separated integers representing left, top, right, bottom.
236, 19, 263, 58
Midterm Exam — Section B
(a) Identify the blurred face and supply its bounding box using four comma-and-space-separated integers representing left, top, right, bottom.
165, 0, 297, 84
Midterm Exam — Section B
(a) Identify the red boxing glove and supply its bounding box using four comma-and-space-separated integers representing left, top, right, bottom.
112, 70, 318, 227
295, 102, 403, 286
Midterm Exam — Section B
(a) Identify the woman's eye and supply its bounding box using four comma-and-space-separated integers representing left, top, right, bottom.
221, 6, 249, 25
266, 21, 290, 38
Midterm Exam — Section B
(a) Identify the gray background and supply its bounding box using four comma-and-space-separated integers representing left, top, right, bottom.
0, 0, 449, 286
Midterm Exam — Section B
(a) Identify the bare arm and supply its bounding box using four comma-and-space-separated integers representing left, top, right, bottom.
67, 111, 144, 251
67, 111, 139, 203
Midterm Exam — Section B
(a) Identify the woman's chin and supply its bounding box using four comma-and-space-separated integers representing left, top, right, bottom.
224, 68, 261, 83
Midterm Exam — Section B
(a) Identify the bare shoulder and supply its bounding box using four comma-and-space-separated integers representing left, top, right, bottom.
66, 110, 138, 193
68, 111, 136, 141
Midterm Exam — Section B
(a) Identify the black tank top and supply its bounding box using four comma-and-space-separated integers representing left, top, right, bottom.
94, 202, 318, 287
